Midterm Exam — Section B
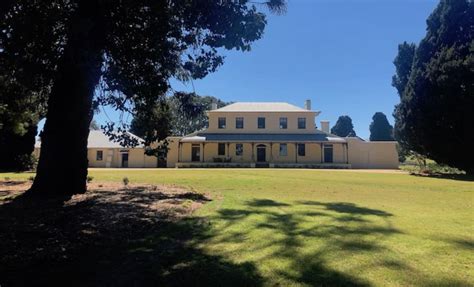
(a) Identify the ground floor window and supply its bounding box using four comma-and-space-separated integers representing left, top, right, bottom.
298, 143, 306, 156
236, 143, 243, 156
218, 143, 226, 156
121, 152, 129, 168
324, 144, 333, 163
96, 150, 103, 161
191, 144, 200, 162
279, 143, 288, 156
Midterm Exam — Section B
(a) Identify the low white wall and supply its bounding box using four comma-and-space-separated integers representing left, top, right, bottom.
347, 138, 399, 169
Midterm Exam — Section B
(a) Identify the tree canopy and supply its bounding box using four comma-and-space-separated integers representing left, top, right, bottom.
130, 92, 229, 138
392, 42, 416, 97
167, 93, 229, 136
392, 0, 473, 173
330, 115, 356, 137
1, 0, 286, 196
0, 2, 55, 170
130, 92, 229, 161
369, 112, 394, 141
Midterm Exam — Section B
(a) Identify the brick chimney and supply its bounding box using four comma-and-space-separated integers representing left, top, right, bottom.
304, 99, 311, 110
320, 121, 330, 133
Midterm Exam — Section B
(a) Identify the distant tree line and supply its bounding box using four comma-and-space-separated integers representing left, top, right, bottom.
329, 113, 394, 142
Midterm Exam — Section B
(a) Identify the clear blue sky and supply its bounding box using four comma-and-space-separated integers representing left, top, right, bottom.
169, 0, 438, 139
76, 0, 439, 139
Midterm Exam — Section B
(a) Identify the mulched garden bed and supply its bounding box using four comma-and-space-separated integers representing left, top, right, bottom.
0, 181, 216, 287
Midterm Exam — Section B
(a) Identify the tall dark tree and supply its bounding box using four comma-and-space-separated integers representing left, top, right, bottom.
330, 115, 356, 137
369, 112, 394, 141
130, 100, 172, 145
130, 93, 228, 140
168, 93, 229, 136
393, 0, 473, 173
0, 78, 42, 170
1, 0, 286, 197
0, 2, 58, 170
391, 42, 417, 161
392, 42, 416, 97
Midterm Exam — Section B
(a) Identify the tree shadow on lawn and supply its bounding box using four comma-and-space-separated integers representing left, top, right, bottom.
1, 186, 470, 287
211, 199, 472, 286
0, 186, 262, 287
442, 237, 474, 250
410, 173, 474, 182
213, 200, 399, 286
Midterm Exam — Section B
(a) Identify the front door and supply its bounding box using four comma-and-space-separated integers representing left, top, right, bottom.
191, 145, 200, 162
121, 153, 129, 168
257, 145, 266, 162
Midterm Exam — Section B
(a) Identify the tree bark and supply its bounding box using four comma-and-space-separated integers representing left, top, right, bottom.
29, 1, 105, 198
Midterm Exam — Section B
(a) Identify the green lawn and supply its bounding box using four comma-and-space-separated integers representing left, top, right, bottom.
1, 169, 473, 286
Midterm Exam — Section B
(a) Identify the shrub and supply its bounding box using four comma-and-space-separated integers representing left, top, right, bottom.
14, 154, 38, 171
4, 177, 11, 181
28, 176, 35, 182
122, 177, 129, 186
86, 176, 94, 183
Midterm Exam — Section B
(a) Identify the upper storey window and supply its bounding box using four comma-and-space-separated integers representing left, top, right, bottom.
298, 117, 306, 129
279, 117, 287, 129
236, 117, 244, 129
218, 117, 226, 129
258, 117, 265, 129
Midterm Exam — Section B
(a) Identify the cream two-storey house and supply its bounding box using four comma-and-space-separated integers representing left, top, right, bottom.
166, 100, 398, 169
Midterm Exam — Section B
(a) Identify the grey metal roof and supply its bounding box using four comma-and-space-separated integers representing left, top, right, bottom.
87, 130, 146, 148
35, 130, 145, 148
210, 102, 313, 112
192, 132, 346, 142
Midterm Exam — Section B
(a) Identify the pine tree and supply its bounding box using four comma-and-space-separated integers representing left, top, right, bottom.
369, 112, 394, 141
393, 0, 473, 173
330, 115, 356, 137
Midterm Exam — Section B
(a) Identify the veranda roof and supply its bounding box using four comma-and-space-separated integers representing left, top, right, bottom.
179, 133, 346, 143
180, 136, 207, 143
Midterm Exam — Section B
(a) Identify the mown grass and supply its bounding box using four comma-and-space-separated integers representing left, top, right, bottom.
1, 169, 473, 286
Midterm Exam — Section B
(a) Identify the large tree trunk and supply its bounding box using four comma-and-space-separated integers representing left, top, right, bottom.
29, 1, 105, 198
